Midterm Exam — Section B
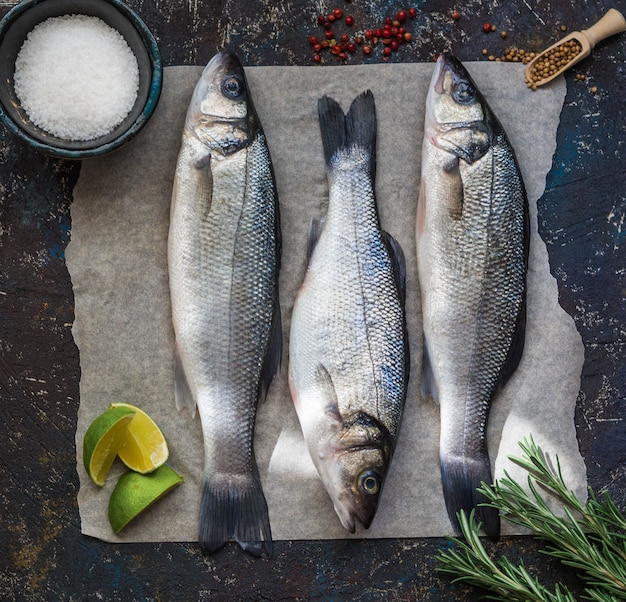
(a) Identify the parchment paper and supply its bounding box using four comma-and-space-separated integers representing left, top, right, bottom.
68, 63, 584, 543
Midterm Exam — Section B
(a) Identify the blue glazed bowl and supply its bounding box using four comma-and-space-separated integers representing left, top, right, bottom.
0, 0, 162, 159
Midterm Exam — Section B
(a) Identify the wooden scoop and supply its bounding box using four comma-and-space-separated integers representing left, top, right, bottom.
524, 8, 626, 88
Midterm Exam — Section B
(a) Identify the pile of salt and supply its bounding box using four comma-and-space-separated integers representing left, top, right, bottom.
14, 14, 139, 142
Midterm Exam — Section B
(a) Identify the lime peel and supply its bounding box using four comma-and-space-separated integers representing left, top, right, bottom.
108, 465, 184, 533
83, 406, 136, 487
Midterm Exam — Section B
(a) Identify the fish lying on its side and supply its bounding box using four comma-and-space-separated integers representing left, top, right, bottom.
416, 53, 529, 538
168, 51, 281, 555
289, 91, 409, 532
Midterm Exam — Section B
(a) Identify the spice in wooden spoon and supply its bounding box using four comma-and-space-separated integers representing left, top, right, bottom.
525, 8, 626, 89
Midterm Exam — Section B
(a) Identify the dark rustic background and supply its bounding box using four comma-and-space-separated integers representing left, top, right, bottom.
1, 0, 624, 599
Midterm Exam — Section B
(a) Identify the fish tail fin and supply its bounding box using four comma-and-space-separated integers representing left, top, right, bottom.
317, 90, 376, 175
198, 471, 273, 556
441, 452, 500, 539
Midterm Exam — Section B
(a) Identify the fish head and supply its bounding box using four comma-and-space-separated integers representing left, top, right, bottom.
313, 410, 392, 532
425, 53, 493, 164
185, 50, 259, 156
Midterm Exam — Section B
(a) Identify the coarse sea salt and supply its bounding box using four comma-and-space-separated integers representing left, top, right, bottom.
14, 14, 139, 142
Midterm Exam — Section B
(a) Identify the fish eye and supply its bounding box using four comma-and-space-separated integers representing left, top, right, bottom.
221, 76, 244, 99
453, 81, 476, 104
359, 471, 380, 495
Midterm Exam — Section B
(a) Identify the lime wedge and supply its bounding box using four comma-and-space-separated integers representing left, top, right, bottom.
110, 402, 169, 474
83, 406, 135, 486
108, 465, 184, 533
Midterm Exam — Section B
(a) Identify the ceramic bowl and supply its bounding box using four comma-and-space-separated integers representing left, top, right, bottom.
0, 0, 162, 159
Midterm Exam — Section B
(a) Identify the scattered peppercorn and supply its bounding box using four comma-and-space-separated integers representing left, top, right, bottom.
500, 31, 507, 39
482, 22, 492, 33
307, 4, 416, 63
452, 10, 460, 20
591, 85, 597, 93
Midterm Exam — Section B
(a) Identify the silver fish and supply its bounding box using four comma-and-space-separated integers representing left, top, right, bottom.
168, 51, 281, 555
289, 91, 409, 533
416, 53, 529, 538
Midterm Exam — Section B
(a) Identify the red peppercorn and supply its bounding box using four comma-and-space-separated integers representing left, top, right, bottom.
383, 46, 392, 56
327, 13, 335, 23
374, 28, 382, 37
338, 52, 347, 61
452, 10, 460, 20
382, 27, 392, 38
347, 42, 357, 53
355, 36, 363, 44
334, 8, 343, 19
408, 7, 417, 18
396, 10, 407, 22
309, 35, 319, 45
341, 33, 350, 43
313, 53, 322, 63
345, 15, 354, 26
385, 16, 392, 26
403, 32, 413, 42
363, 45, 372, 54
365, 29, 374, 39
325, 30, 334, 39
482, 22, 492, 33
317, 15, 326, 25
313, 43, 322, 52
391, 40, 399, 51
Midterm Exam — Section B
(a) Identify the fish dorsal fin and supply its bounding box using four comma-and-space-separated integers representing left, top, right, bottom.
498, 298, 527, 389
306, 217, 325, 266
260, 298, 282, 401
420, 338, 439, 404
382, 231, 407, 302
174, 344, 197, 416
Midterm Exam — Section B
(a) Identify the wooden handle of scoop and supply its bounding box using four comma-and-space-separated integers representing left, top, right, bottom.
582, 8, 626, 48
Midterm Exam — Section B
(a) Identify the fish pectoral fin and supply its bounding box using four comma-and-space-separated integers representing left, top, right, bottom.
306, 217, 325, 266
441, 155, 464, 220
420, 338, 439, 404
260, 299, 283, 401
315, 364, 342, 423
174, 344, 197, 416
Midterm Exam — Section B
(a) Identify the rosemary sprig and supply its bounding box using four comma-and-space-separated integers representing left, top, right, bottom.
435, 435, 626, 601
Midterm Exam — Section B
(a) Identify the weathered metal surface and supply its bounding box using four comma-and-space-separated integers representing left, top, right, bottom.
1, 0, 624, 599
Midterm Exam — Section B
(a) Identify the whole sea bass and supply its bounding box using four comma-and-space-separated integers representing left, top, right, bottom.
168, 51, 281, 555
289, 91, 409, 532
416, 54, 529, 538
